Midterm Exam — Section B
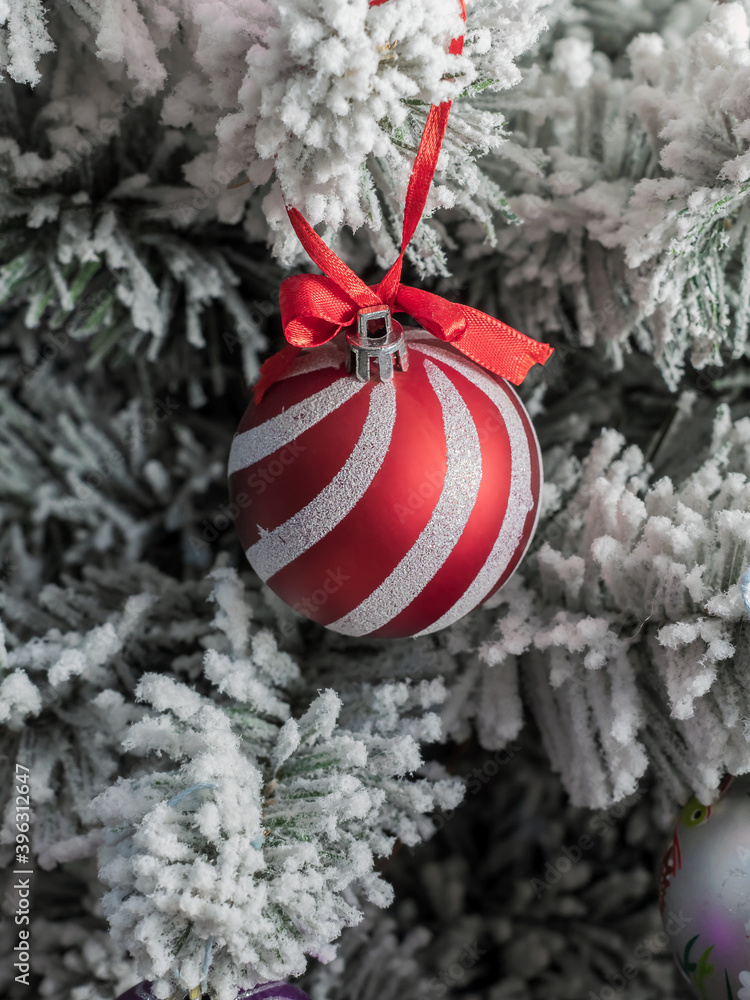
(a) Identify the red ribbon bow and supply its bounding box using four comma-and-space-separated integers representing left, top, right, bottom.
255, 0, 552, 402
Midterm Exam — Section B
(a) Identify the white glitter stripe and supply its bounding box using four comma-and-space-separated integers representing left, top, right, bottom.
410, 343, 535, 637
247, 381, 397, 581
228, 378, 365, 475
277, 344, 344, 381
328, 360, 483, 637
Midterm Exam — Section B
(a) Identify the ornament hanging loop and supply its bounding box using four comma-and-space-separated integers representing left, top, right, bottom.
346, 306, 408, 383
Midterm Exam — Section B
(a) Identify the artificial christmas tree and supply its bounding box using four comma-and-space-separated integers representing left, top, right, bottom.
1, 1, 750, 999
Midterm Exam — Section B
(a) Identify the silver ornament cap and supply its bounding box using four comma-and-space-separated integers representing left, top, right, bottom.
345, 306, 408, 382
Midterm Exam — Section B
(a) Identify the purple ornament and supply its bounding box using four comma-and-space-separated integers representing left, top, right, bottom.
659, 775, 750, 1000
114, 985, 156, 1000
238, 985, 312, 1000
115, 982, 311, 1000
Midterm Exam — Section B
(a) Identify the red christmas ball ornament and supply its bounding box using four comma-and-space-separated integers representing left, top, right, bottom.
228, 319, 542, 639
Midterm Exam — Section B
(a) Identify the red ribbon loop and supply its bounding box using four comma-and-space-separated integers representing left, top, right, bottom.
255, 0, 552, 402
